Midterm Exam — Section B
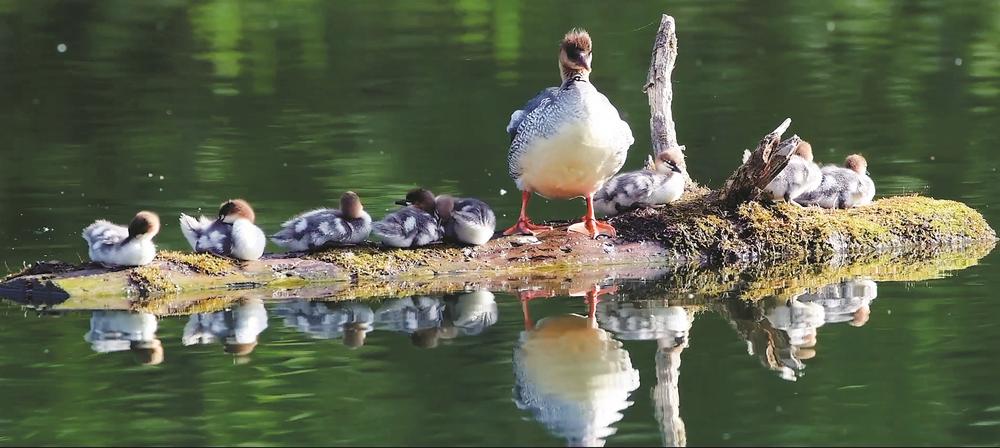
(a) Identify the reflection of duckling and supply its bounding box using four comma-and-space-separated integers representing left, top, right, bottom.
763, 299, 826, 381
182, 298, 269, 357
271, 192, 372, 251
273, 300, 375, 348
82, 211, 160, 267
398, 189, 496, 246
762, 141, 822, 206
374, 296, 444, 336
594, 147, 687, 216
443, 290, 499, 337
798, 154, 875, 209
797, 279, 877, 327
84, 311, 163, 365
180, 199, 267, 260
515, 287, 639, 447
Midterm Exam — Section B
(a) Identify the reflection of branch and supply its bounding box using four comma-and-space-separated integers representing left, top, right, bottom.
654, 340, 687, 447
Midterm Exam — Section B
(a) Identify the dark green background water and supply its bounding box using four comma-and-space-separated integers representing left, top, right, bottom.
1, 0, 999, 445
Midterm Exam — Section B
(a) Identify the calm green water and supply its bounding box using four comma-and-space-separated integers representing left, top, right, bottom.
1, 0, 1000, 445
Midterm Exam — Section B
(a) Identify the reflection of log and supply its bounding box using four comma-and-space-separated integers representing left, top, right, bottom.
644, 14, 682, 157
654, 340, 687, 447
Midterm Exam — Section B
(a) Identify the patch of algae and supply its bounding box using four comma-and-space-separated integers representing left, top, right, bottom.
157, 251, 235, 275
127, 266, 179, 295
614, 193, 995, 264
307, 245, 465, 278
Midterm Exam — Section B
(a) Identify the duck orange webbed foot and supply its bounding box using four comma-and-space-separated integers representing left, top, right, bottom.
567, 218, 617, 239
502, 218, 553, 236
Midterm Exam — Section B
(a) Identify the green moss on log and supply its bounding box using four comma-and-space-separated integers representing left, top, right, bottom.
157, 251, 235, 275
307, 245, 464, 278
613, 193, 995, 263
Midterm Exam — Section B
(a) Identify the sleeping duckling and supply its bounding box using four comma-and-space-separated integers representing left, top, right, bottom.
593, 147, 686, 217
398, 188, 496, 246
179, 199, 267, 260
271, 191, 372, 251
81, 211, 160, 267
798, 154, 875, 209
763, 141, 822, 206
371, 195, 443, 248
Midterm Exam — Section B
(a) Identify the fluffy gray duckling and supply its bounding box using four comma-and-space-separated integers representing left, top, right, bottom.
82, 211, 161, 267
593, 147, 687, 216
798, 154, 875, 209
762, 141, 822, 206
399, 188, 496, 246
271, 191, 372, 251
371, 194, 444, 248
179, 199, 267, 261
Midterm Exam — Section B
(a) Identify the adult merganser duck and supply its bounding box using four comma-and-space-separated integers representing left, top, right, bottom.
505, 28, 634, 238
179, 199, 267, 261
762, 140, 822, 206
81, 211, 160, 267
593, 147, 687, 217
397, 188, 496, 246
798, 154, 876, 209
271, 191, 372, 251
371, 196, 443, 248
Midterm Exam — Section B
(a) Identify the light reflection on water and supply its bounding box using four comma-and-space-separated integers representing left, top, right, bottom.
2, 277, 887, 446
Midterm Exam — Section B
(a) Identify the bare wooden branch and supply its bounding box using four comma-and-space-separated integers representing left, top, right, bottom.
719, 118, 801, 206
644, 14, 682, 156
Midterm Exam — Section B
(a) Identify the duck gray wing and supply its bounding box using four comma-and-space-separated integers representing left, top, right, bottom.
272, 209, 353, 250
82, 220, 129, 249
373, 208, 442, 248
452, 198, 496, 228
507, 87, 559, 141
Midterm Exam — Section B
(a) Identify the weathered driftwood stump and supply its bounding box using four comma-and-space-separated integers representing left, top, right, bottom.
0, 13, 995, 308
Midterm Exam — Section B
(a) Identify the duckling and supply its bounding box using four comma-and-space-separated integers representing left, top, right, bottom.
593, 147, 687, 216
371, 195, 444, 248
798, 154, 875, 209
81, 211, 160, 267
398, 188, 496, 246
271, 191, 372, 251
762, 140, 822, 206
179, 199, 267, 261
505, 28, 634, 238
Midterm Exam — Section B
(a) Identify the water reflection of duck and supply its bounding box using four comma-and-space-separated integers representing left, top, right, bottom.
797, 279, 877, 327
84, 310, 163, 365
597, 301, 693, 447
182, 298, 269, 356
442, 290, 499, 337
514, 286, 639, 446
273, 300, 374, 348
374, 296, 446, 348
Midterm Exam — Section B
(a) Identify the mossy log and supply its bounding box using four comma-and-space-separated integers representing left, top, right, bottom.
0, 13, 994, 308
3, 238, 992, 316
